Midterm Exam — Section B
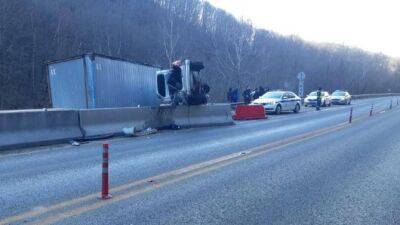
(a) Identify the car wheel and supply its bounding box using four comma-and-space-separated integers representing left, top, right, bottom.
322, 100, 326, 107
348, 100, 351, 105
275, 105, 282, 115
293, 104, 300, 113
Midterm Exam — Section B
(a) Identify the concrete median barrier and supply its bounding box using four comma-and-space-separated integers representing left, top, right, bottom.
79, 104, 232, 137
0, 104, 235, 150
189, 104, 234, 127
78, 107, 158, 137
0, 109, 82, 150
156, 106, 190, 128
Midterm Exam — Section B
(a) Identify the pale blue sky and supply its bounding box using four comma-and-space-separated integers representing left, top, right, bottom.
207, 0, 400, 58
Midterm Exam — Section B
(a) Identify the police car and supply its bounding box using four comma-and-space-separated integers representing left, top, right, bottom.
304, 91, 332, 107
251, 91, 301, 115
331, 90, 351, 105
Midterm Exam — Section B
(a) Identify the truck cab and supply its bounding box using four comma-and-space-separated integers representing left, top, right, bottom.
156, 60, 208, 106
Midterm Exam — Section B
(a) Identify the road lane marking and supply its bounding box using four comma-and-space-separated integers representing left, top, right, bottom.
32, 121, 352, 225
0, 151, 252, 225
1, 103, 398, 225
26, 122, 352, 225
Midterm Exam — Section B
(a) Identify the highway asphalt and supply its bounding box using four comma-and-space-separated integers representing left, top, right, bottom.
0, 96, 399, 225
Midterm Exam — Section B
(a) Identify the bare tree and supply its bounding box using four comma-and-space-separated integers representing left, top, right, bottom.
210, 13, 256, 89
0, 0, 399, 109
156, 0, 201, 64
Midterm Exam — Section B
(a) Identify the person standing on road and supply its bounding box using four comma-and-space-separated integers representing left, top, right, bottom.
243, 87, 252, 105
259, 86, 265, 97
253, 86, 264, 100
316, 87, 322, 111
258, 86, 265, 97
227, 88, 233, 103
253, 87, 260, 100
232, 88, 239, 103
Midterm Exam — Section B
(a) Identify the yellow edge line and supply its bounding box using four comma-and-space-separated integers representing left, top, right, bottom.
30, 123, 350, 225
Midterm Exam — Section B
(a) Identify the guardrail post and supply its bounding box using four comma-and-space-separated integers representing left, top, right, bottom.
349, 107, 353, 123
102, 143, 112, 200
370, 104, 374, 117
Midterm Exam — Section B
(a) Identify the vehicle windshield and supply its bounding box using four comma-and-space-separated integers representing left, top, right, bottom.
308, 92, 318, 96
260, 92, 283, 99
332, 92, 346, 96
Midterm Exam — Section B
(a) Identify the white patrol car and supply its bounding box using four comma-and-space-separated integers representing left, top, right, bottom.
251, 91, 301, 115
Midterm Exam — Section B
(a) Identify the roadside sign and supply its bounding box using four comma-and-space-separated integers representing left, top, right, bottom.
297, 72, 306, 81
297, 72, 305, 98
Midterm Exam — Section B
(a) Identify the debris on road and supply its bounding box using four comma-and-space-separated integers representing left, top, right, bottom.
169, 124, 181, 130
70, 140, 80, 146
123, 126, 158, 137
122, 127, 136, 136
128, 127, 158, 137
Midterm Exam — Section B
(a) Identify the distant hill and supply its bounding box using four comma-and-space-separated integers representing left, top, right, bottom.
0, 0, 399, 109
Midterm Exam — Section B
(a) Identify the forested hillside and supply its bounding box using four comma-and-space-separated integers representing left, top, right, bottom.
1, 0, 399, 109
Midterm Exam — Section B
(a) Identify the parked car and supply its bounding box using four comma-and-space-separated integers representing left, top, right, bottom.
304, 91, 332, 107
331, 90, 351, 105
251, 91, 301, 115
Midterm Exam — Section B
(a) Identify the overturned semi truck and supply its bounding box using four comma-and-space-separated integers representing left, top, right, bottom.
46, 53, 208, 109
